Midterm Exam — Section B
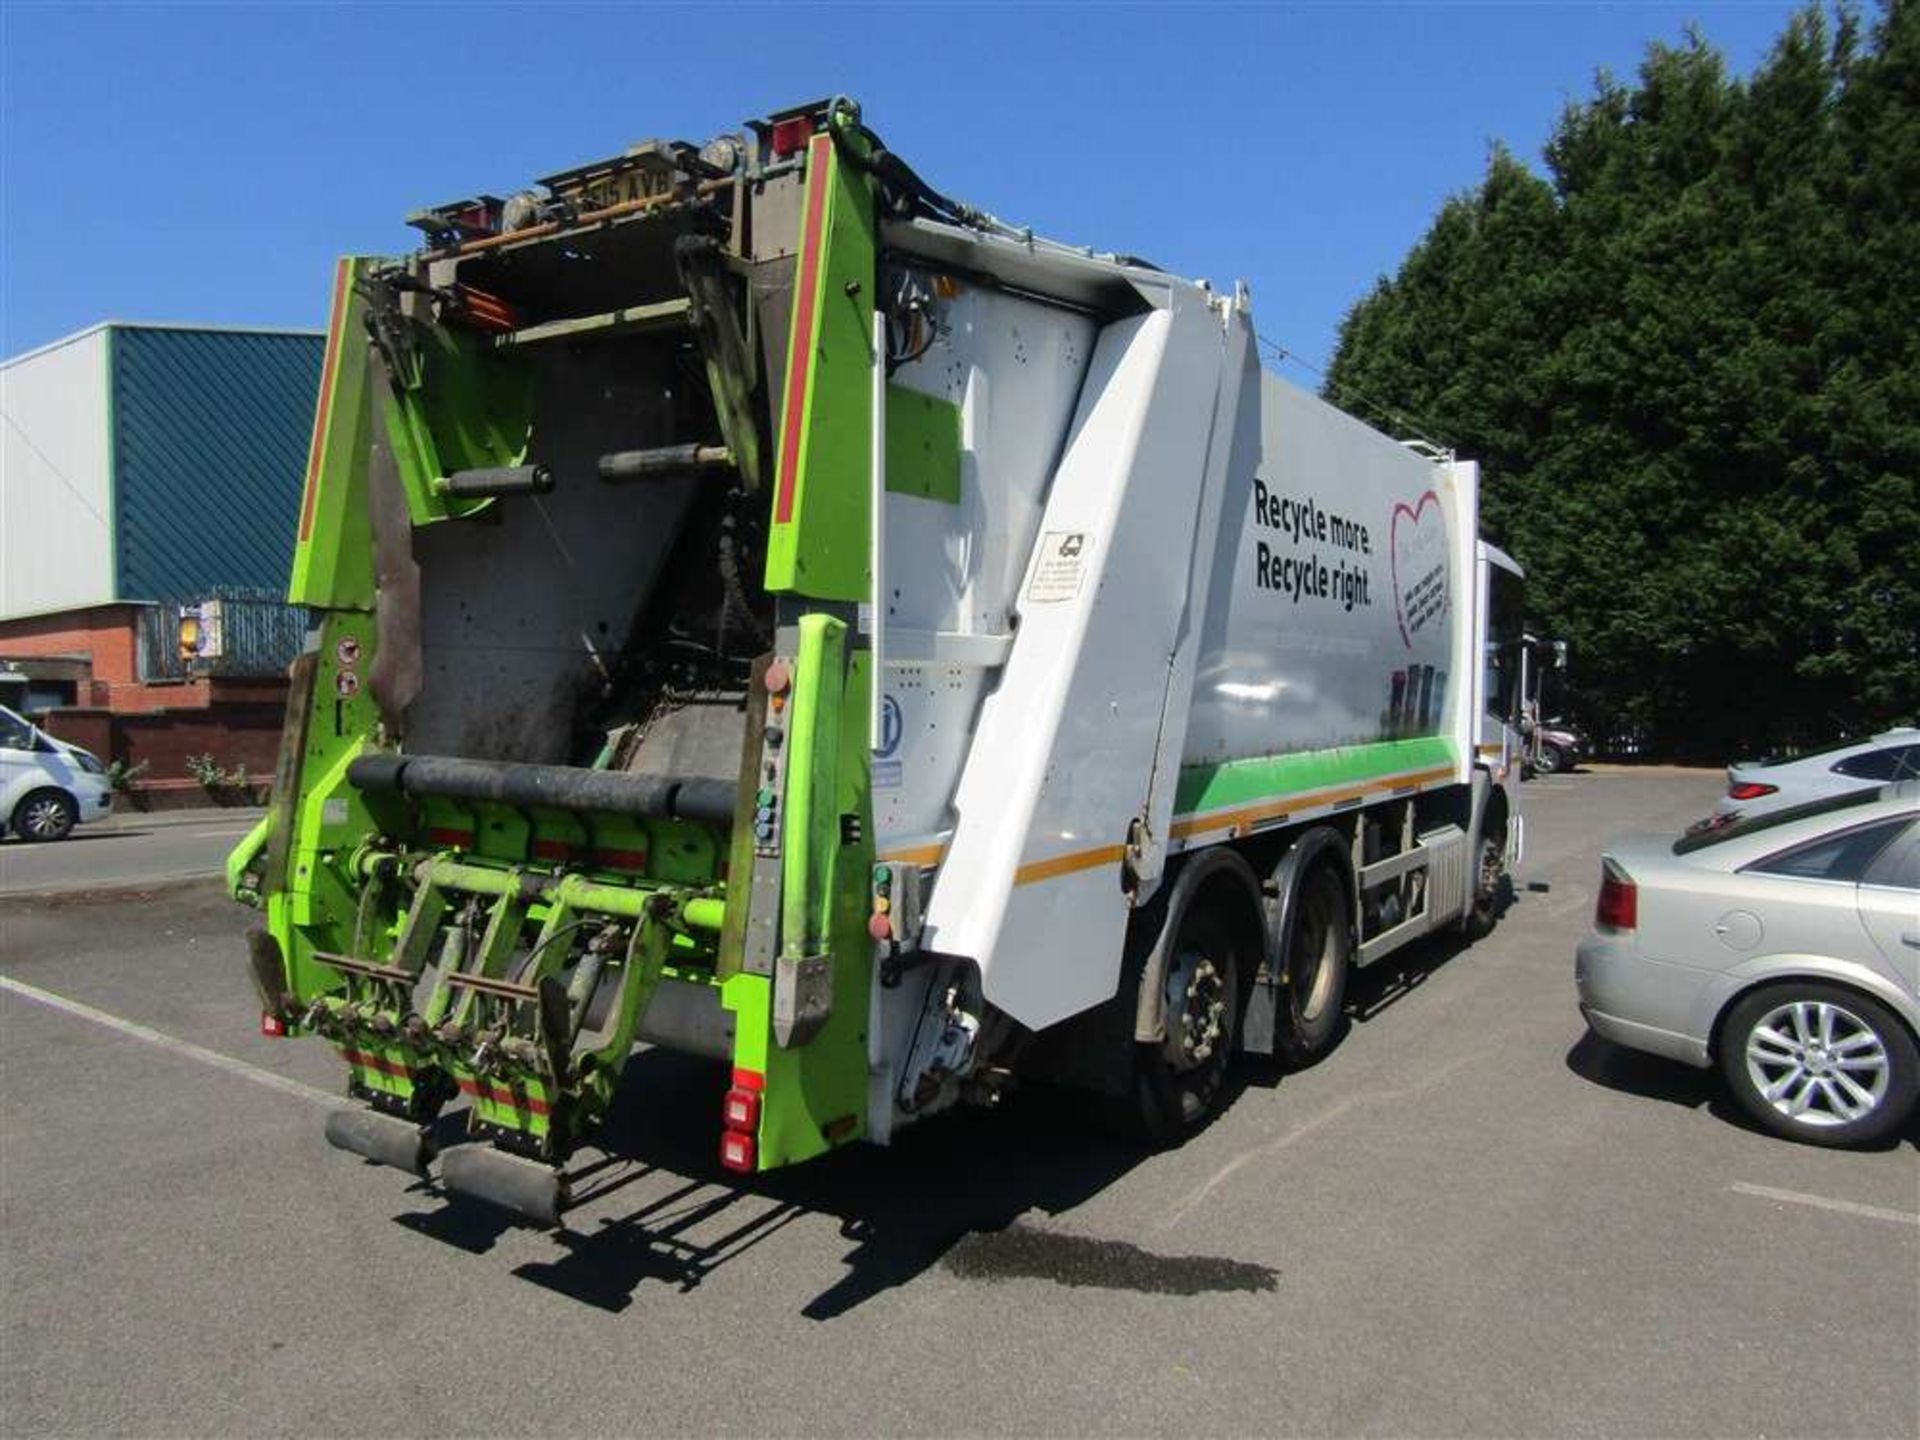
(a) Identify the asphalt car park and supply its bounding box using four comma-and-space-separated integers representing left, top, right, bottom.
2, 770, 1914, 1437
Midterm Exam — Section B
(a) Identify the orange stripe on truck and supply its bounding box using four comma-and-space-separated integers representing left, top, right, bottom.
772, 133, 833, 527
297, 258, 352, 543
1014, 844, 1129, 887
1168, 764, 1457, 843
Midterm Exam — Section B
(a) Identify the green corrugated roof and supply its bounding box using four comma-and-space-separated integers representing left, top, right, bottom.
111, 326, 323, 601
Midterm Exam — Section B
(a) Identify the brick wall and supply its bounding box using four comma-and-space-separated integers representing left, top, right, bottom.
1, 606, 288, 714
41, 702, 285, 791
0, 604, 141, 685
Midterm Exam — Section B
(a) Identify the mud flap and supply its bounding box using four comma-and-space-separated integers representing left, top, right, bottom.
245, 928, 292, 1020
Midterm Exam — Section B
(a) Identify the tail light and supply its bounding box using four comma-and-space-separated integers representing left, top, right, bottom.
720, 1067, 763, 1173
1595, 860, 1638, 932
261, 1012, 289, 1038
1727, 781, 1777, 802
770, 115, 813, 158
721, 1086, 761, 1134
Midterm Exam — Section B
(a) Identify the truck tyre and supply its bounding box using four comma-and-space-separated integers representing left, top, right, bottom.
12, 788, 76, 842
1134, 904, 1245, 1143
1274, 862, 1349, 1066
1464, 826, 1507, 940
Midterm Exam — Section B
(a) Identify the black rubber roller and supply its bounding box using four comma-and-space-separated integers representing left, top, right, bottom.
440, 1145, 568, 1227
324, 1109, 433, 1176
440, 465, 553, 498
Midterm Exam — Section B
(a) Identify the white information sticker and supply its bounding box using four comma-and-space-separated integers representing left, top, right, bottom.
1027, 531, 1089, 603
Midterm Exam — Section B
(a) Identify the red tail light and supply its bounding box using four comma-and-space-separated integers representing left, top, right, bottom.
770, 116, 813, 158
1727, 781, 1777, 802
722, 1086, 761, 1134
720, 1130, 757, 1173
261, 1012, 288, 1038
1595, 860, 1637, 932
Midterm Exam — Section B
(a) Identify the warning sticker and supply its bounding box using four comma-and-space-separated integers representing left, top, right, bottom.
1027, 531, 1088, 603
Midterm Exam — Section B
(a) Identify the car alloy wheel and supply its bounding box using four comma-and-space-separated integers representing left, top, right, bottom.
1743, 998, 1890, 1128
1721, 983, 1918, 1147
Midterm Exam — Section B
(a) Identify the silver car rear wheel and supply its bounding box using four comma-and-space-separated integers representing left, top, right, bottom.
1721, 983, 1918, 1147
1743, 1000, 1889, 1127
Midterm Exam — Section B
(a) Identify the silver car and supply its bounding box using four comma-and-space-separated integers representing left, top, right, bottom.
1716, 725, 1919, 820
1577, 783, 1919, 1147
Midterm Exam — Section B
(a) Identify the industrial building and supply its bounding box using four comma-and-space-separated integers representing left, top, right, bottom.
1, 322, 321, 803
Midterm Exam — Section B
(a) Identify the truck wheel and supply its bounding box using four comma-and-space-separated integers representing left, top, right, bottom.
1275, 863, 1349, 1066
12, 789, 77, 842
1135, 907, 1244, 1142
1464, 828, 1507, 939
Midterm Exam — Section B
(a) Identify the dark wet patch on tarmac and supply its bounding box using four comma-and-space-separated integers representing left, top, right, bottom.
943, 1222, 1277, 1295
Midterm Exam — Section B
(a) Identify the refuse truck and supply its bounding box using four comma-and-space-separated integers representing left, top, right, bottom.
229, 97, 1525, 1224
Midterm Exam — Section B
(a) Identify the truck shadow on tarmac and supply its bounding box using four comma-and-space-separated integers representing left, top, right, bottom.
388, 923, 1512, 1318
391, 1049, 1260, 1319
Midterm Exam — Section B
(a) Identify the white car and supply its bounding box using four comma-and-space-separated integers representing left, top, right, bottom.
1716, 726, 1919, 820
0, 704, 113, 842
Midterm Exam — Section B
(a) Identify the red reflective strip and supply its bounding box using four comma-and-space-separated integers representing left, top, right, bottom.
773, 134, 833, 526
590, 847, 649, 871
731, 1067, 765, 1093
458, 1078, 552, 1116
298, 259, 352, 542
426, 828, 474, 849
342, 1047, 411, 1079
531, 838, 573, 862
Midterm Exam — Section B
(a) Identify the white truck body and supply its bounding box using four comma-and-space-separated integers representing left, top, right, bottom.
862, 218, 1520, 1128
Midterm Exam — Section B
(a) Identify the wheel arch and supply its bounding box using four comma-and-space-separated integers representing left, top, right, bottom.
1243, 824, 1355, 1056
11, 784, 79, 827
1706, 963, 1920, 1066
1130, 845, 1266, 1047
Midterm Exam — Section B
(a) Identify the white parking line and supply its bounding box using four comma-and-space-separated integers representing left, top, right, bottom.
0, 974, 338, 1108
1731, 1181, 1920, 1229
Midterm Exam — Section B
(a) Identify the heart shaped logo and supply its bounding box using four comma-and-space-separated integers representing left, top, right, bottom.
1390, 489, 1450, 648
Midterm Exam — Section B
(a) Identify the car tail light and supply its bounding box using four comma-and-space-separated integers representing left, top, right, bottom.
1595, 860, 1637, 932
1727, 781, 1777, 801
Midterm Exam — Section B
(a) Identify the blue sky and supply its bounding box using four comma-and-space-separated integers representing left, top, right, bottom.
3, 1, 1805, 372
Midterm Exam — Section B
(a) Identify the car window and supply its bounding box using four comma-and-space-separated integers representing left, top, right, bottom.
1752, 736, 1872, 768
1832, 746, 1913, 782
0, 710, 34, 751
1863, 826, 1920, 892
1746, 819, 1911, 883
